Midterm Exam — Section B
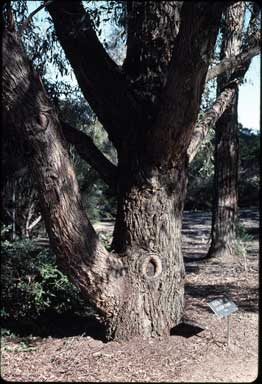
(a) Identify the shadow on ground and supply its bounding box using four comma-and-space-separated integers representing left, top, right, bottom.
170, 321, 205, 338
2, 312, 107, 342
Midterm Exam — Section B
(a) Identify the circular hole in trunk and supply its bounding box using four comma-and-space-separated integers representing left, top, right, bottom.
142, 255, 162, 279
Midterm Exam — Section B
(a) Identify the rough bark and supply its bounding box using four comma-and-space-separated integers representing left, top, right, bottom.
123, 2, 181, 110
2, 28, 122, 322
111, 163, 188, 339
208, 89, 239, 259
208, 2, 245, 259
206, 45, 260, 82
187, 82, 238, 163
146, 2, 225, 167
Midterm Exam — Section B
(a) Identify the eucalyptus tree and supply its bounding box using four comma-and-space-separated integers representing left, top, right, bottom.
208, 2, 261, 259
2, 1, 260, 340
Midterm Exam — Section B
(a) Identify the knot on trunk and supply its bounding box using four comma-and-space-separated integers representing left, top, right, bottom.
141, 254, 162, 280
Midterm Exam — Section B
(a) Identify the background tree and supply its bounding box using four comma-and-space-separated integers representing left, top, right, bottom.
208, 2, 260, 259
2, 1, 260, 340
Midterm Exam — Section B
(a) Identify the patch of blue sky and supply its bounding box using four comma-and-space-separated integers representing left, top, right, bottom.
238, 55, 260, 132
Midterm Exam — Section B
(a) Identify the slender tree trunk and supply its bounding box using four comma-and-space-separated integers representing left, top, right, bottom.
208, 90, 239, 258
208, 2, 245, 259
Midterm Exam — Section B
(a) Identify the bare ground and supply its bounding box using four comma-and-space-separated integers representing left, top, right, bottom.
1, 209, 259, 382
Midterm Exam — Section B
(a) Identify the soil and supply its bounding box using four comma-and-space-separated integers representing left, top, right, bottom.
1, 209, 259, 382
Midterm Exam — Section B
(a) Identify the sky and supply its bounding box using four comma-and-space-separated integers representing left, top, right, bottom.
27, 1, 260, 132
238, 55, 260, 132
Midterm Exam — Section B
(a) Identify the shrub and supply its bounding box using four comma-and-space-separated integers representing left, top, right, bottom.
1, 233, 92, 322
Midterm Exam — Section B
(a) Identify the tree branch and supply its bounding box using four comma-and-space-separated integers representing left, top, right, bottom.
246, 3, 261, 44
27, 215, 42, 231
206, 45, 260, 82
145, 2, 226, 166
123, 2, 181, 108
187, 82, 239, 163
18, 0, 53, 34
61, 121, 117, 189
45, 0, 145, 150
207, 3, 261, 82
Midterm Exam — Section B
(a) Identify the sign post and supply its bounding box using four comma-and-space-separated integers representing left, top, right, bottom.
207, 296, 238, 347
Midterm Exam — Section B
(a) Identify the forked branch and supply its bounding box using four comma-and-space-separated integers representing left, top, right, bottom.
45, 0, 145, 149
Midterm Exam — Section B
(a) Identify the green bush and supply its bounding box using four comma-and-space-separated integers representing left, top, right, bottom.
1, 234, 91, 322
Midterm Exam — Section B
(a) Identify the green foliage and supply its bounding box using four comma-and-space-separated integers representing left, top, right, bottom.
186, 125, 259, 210
1, 235, 89, 322
234, 221, 253, 270
235, 221, 253, 243
238, 125, 260, 207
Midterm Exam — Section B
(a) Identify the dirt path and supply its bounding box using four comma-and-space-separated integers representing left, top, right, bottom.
1, 210, 259, 382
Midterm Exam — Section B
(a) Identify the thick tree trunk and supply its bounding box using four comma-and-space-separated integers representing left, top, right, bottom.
111, 161, 187, 339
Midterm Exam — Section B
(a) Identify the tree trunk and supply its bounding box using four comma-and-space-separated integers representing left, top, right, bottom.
123, 1, 181, 108
2, 28, 122, 323
208, 2, 245, 259
208, 90, 239, 259
111, 161, 188, 339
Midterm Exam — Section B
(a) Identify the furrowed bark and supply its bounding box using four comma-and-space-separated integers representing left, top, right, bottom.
123, 1, 181, 110
111, 160, 188, 339
61, 121, 117, 188
145, 2, 226, 167
208, 90, 240, 259
45, 0, 145, 149
206, 1, 260, 83
2, 28, 123, 322
208, 2, 246, 259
